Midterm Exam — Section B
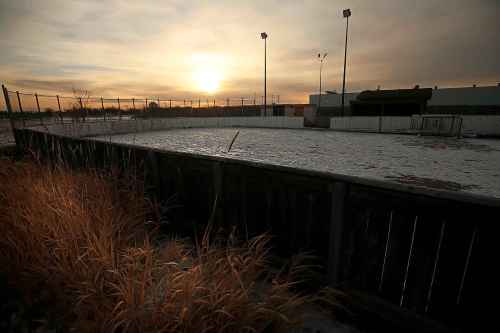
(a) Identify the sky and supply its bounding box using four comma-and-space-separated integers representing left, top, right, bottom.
1, 0, 499, 105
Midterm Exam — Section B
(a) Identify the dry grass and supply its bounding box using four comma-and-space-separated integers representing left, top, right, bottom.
0, 158, 313, 332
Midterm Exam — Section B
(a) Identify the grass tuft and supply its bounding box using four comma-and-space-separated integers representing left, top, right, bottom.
0, 158, 315, 332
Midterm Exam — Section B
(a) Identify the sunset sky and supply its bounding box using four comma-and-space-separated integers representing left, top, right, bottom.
1, 0, 499, 104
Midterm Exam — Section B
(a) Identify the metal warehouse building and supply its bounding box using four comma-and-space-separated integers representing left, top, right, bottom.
310, 85, 500, 110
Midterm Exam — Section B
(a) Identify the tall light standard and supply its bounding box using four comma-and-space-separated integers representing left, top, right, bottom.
261, 32, 268, 116
317, 53, 327, 110
341, 8, 351, 117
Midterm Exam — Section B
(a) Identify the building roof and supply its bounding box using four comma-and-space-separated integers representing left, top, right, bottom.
356, 88, 433, 102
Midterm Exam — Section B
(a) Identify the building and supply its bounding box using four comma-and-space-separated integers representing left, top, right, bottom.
350, 88, 432, 116
309, 85, 500, 114
261, 104, 314, 117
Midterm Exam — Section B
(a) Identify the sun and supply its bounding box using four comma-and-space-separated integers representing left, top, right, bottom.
190, 53, 225, 94
194, 69, 221, 94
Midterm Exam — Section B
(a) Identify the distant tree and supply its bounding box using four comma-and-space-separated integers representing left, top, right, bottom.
71, 86, 91, 109
148, 101, 158, 109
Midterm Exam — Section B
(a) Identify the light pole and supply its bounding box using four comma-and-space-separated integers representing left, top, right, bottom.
341, 8, 351, 117
261, 32, 268, 116
317, 53, 327, 110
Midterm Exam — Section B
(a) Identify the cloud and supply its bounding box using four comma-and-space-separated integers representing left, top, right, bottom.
1, 0, 499, 104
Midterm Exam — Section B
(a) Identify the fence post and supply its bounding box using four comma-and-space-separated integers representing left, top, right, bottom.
241, 98, 244, 115
16, 91, 23, 114
117, 97, 122, 120
327, 181, 347, 285
79, 97, 84, 122
132, 98, 136, 110
198, 99, 201, 108
2, 85, 17, 142
226, 98, 229, 107
14, 91, 26, 127
213, 99, 216, 108
101, 97, 105, 121
56, 95, 62, 122
35, 93, 43, 125
35, 93, 41, 113
145, 98, 148, 112
169, 99, 172, 109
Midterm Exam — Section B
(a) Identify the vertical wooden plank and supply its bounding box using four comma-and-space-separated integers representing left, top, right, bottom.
425, 220, 446, 313
305, 193, 315, 248
289, 190, 298, 251
240, 175, 248, 240
209, 161, 223, 226
379, 210, 394, 292
456, 225, 477, 305
400, 216, 418, 307
328, 181, 348, 285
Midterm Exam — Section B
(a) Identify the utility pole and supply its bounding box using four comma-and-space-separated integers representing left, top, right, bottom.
261, 32, 268, 116
341, 8, 351, 117
318, 53, 327, 110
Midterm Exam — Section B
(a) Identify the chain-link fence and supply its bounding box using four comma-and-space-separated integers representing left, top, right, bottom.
1, 85, 279, 117
1, 84, 283, 146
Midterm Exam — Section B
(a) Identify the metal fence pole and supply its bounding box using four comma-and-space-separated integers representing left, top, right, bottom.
132, 98, 136, 111
79, 97, 84, 122
14, 91, 26, 127
169, 99, 172, 109
117, 97, 122, 120
56, 95, 63, 122
101, 97, 105, 121
35, 93, 43, 125
2, 85, 17, 140
35, 93, 41, 113
16, 91, 23, 114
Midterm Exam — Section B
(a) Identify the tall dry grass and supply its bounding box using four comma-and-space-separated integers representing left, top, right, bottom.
0, 158, 312, 332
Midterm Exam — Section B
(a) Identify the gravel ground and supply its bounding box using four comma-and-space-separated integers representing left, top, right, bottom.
93, 128, 500, 199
